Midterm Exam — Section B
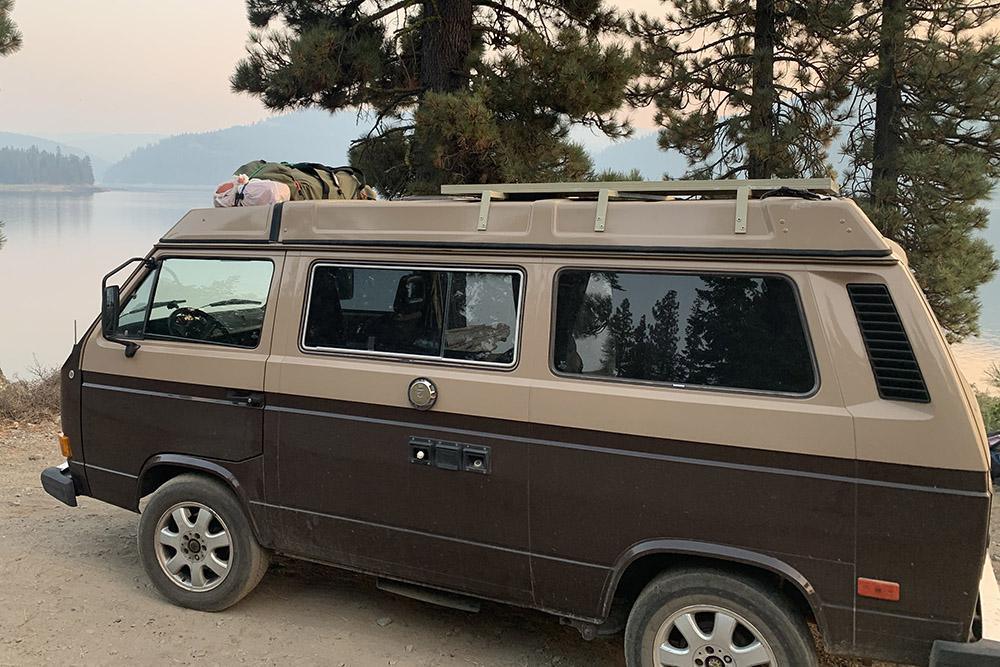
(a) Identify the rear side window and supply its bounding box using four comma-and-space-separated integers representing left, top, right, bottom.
553, 270, 815, 394
304, 265, 522, 366
120, 258, 274, 348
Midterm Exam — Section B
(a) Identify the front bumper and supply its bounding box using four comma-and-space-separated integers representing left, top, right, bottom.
930, 639, 1000, 666
40, 463, 78, 507
930, 554, 1000, 665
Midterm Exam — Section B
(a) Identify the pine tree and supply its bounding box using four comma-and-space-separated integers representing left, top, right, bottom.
648, 291, 679, 381
842, 0, 1000, 340
0, 0, 20, 56
631, 0, 853, 178
232, 1, 638, 197
602, 297, 635, 377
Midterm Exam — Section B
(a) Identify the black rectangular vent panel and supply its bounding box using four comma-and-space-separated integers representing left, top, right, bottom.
847, 283, 930, 403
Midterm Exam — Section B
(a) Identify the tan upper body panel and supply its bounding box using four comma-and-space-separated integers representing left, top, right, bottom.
90, 193, 986, 474
160, 196, 890, 257
160, 206, 274, 243
266, 251, 856, 464
81, 248, 286, 392
807, 266, 990, 472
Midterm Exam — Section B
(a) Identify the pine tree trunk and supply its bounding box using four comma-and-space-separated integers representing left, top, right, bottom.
872, 0, 904, 212
420, 0, 473, 94
748, 0, 777, 179
411, 0, 474, 192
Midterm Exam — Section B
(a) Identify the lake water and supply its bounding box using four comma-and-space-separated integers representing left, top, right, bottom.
0, 189, 998, 384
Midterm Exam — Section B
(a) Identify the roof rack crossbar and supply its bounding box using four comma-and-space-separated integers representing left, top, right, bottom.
442, 178, 839, 234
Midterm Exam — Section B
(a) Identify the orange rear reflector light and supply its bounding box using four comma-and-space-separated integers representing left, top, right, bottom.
58, 432, 72, 459
858, 577, 900, 601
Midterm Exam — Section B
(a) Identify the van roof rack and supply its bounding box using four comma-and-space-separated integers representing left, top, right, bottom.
441, 178, 840, 233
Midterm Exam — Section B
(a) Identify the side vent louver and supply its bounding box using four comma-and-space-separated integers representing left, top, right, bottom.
847, 284, 930, 403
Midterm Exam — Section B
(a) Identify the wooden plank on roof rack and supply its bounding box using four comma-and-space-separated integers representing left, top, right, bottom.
441, 178, 839, 198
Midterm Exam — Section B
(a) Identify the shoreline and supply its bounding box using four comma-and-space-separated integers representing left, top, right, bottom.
952, 338, 999, 394
0, 184, 110, 194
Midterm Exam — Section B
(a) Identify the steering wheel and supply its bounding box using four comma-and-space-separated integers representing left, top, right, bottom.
167, 307, 230, 340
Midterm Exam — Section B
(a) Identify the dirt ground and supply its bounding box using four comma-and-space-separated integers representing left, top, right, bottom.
1, 422, 993, 666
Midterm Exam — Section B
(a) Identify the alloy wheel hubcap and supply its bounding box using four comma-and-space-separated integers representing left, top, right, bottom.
154, 502, 232, 591
653, 605, 776, 667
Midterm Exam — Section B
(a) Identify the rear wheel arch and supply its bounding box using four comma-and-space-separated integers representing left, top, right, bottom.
136, 455, 267, 546
603, 541, 823, 638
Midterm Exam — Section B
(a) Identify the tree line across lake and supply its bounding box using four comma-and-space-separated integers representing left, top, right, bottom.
0, 146, 95, 186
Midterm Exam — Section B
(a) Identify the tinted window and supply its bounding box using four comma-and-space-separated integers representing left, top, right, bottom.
304, 265, 521, 365
137, 258, 274, 348
553, 270, 814, 393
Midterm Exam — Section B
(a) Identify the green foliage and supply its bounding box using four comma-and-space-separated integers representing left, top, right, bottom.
0, 0, 21, 57
980, 394, 1000, 432
978, 365, 1000, 432
589, 167, 644, 181
233, 1, 639, 196
630, 0, 853, 179
633, 0, 999, 339
842, 1, 1000, 340
0, 146, 94, 185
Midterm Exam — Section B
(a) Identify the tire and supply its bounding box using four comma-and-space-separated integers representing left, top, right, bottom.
137, 474, 269, 611
624, 568, 817, 667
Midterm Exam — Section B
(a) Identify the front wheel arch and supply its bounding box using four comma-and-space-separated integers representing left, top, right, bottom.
136, 455, 268, 547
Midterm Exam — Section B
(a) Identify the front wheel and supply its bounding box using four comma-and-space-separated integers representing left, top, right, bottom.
624, 568, 817, 667
137, 474, 269, 611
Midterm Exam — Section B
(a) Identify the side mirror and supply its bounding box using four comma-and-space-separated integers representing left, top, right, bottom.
101, 256, 154, 358
101, 285, 120, 337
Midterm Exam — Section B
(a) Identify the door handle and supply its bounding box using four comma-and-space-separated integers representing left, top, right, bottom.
226, 389, 264, 408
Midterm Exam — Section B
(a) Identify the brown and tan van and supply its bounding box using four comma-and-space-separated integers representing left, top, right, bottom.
41, 179, 1000, 666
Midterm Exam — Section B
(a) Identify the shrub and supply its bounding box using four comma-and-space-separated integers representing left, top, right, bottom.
0, 363, 60, 423
979, 392, 1000, 433
978, 363, 1000, 434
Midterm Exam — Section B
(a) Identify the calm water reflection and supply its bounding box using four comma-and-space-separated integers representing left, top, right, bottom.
0, 189, 207, 375
0, 189, 997, 381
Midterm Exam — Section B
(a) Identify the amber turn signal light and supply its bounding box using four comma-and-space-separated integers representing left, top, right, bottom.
857, 577, 900, 601
58, 432, 72, 459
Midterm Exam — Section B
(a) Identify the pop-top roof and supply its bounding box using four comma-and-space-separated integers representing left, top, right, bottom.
159, 179, 892, 258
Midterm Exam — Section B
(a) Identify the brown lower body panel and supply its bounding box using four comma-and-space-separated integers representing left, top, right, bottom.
263, 393, 989, 665
71, 374, 990, 665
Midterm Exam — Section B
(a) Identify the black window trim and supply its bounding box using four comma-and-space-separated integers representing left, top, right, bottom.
548, 266, 821, 399
300, 261, 527, 371
118, 255, 277, 351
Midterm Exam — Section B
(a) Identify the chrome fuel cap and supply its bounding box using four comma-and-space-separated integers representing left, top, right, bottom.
407, 377, 438, 410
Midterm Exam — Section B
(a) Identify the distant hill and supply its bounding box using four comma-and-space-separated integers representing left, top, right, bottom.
103, 111, 367, 186
591, 131, 688, 180
49, 132, 167, 165
101, 113, 690, 188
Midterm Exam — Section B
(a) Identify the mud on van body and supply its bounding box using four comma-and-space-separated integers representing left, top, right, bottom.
42, 179, 1000, 666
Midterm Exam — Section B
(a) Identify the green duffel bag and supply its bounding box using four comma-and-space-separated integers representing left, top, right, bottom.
234, 160, 376, 201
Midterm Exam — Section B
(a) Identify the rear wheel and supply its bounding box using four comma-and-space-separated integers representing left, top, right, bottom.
137, 474, 269, 611
624, 568, 817, 667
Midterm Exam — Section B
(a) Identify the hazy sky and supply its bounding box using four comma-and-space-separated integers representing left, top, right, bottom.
0, 0, 660, 137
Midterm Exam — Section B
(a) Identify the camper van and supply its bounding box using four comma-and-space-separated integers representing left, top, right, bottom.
41, 179, 1000, 666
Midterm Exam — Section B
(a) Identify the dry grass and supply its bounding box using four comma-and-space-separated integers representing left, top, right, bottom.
0, 362, 60, 423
